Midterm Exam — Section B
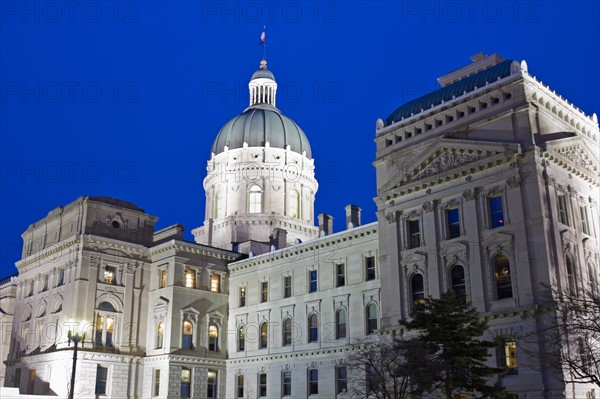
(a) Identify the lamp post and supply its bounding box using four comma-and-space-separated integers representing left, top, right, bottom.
67, 327, 86, 399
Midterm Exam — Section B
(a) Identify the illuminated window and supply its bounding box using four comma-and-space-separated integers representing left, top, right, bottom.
95, 312, 115, 347
258, 373, 267, 397
336, 366, 347, 394
207, 370, 217, 398
248, 185, 262, 213
260, 323, 268, 349
283, 318, 292, 346
159, 270, 167, 288
185, 268, 195, 288
238, 326, 245, 351
282, 371, 292, 396
210, 274, 221, 293
501, 340, 518, 374
156, 322, 164, 349
154, 369, 160, 396
411, 274, 425, 308
236, 375, 244, 398
367, 303, 378, 334
261, 281, 268, 303
290, 189, 300, 218
450, 265, 466, 303
557, 194, 569, 225
95, 315, 104, 345
488, 196, 505, 228
239, 286, 246, 307
308, 314, 318, 343
181, 368, 191, 398
446, 208, 461, 238
336, 309, 347, 339
493, 255, 513, 299
336, 263, 345, 287
182, 321, 193, 349
103, 266, 117, 285
365, 256, 376, 281
283, 276, 292, 298
308, 369, 318, 395
309, 270, 318, 293
214, 191, 222, 219
407, 219, 420, 249
208, 324, 219, 352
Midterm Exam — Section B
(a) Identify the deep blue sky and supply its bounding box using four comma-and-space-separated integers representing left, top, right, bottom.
1, 1, 599, 279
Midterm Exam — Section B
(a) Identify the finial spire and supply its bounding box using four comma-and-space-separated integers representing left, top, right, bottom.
260, 26, 266, 64
260, 59, 267, 70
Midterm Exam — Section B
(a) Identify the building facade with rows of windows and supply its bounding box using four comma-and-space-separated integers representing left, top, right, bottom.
0, 53, 598, 398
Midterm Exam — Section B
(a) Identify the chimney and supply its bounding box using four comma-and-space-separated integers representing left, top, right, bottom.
271, 228, 288, 250
345, 204, 361, 229
318, 213, 334, 236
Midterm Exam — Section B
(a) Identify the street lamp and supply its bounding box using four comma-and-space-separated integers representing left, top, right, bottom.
67, 324, 86, 399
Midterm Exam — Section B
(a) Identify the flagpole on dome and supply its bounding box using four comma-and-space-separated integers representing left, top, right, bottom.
260, 26, 267, 69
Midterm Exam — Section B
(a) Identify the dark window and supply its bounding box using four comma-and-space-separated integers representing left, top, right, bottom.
493, 255, 513, 299
336, 366, 348, 394
236, 375, 244, 398
411, 274, 425, 307
181, 368, 191, 398
557, 194, 569, 225
95, 366, 108, 395
283, 318, 292, 346
308, 314, 318, 343
446, 208, 461, 238
261, 281, 268, 303
238, 326, 245, 351
367, 365, 378, 394
336, 309, 347, 339
207, 370, 217, 398
258, 373, 267, 397
566, 257, 577, 296
365, 256, 376, 281
450, 265, 466, 303
284, 276, 292, 298
239, 287, 246, 307
367, 304, 378, 334
260, 323, 268, 349
14, 368, 21, 389
154, 369, 160, 396
282, 371, 292, 396
336, 264, 345, 287
308, 369, 318, 395
580, 206, 590, 235
56, 269, 64, 286
407, 219, 420, 249
27, 369, 35, 394
488, 196, 505, 228
309, 270, 318, 293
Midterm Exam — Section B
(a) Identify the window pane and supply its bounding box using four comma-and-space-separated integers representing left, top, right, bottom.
185, 269, 195, 288
408, 220, 420, 249
210, 274, 220, 293
494, 255, 512, 299
104, 267, 116, 285
207, 371, 217, 398
249, 185, 262, 213
239, 287, 246, 307
238, 326, 245, 351
308, 369, 318, 395
309, 314, 318, 342
367, 304, 378, 334
181, 369, 191, 398
336, 264, 345, 287
183, 321, 193, 349
282, 371, 292, 396
450, 265, 466, 303
336, 309, 347, 339
95, 366, 108, 395
284, 276, 292, 298
411, 274, 425, 307
237, 375, 244, 398
261, 282, 268, 302
447, 208, 460, 238
489, 196, 505, 228
283, 319, 292, 346
208, 324, 218, 352
309, 270, 318, 293
337, 367, 347, 394
366, 257, 376, 281
259, 374, 267, 397
260, 323, 268, 348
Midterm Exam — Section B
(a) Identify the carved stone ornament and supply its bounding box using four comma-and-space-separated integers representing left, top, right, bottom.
506, 176, 521, 188
422, 201, 435, 213
462, 189, 476, 201
411, 152, 483, 181
385, 212, 396, 224
561, 147, 595, 173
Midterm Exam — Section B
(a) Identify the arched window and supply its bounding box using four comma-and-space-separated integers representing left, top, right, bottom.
290, 189, 300, 218
493, 255, 513, 299
98, 302, 117, 312
156, 322, 164, 349
283, 318, 292, 346
248, 185, 262, 213
411, 274, 425, 308
213, 191, 222, 219
366, 304, 378, 334
259, 322, 268, 349
566, 256, 577, 296
336, 309, 347, 339
208, 324, 219, 352
182, 321, 193, 349
238, 326, 245, 351
308, 314, 318, 343
450, 265, 466, 303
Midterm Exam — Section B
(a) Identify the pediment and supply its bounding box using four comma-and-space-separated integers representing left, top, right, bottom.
379, 139, 520, 193
544, 137, 599, 183
154, 296, 169, 308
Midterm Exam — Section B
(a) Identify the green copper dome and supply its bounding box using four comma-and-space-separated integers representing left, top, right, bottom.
211, 104, 312, 158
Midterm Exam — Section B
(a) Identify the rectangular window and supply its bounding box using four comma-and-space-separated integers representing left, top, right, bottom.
95, 315, 104, 346
207, 370, 217, 398
181, 368, 191, 398
258, 373, 267, 397
95, 366, 108, 395
14, 368, 21, 389
580, 205, 590, 235
309, 270, 318, 293
502, 340, 518, 374
488, 196, 505, 228
239, 286, 246, 307
282, 371, 292, 396
56, 269, 64, 286
446, 208, 461, 238
336, 366, 348, 394
159, 270, 167, 288
154, 369, 160, 397
185, 268, 195, 288
336, 263, 345, 287
210, 274, 221, 293
308, 369, 318, 395
407, 219, 420, 249
236, 375, 244, 398
558, 194, 569, 225
365, 256, 376, 281
103, 266, 117, 285
106, 317, 114, 347
284, 276, 292, 298
261, 281, 268, 303
27, 369, 36, 395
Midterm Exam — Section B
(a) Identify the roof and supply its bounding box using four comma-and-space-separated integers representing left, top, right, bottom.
385, 59, 515, 126
251, 69, 275, 80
